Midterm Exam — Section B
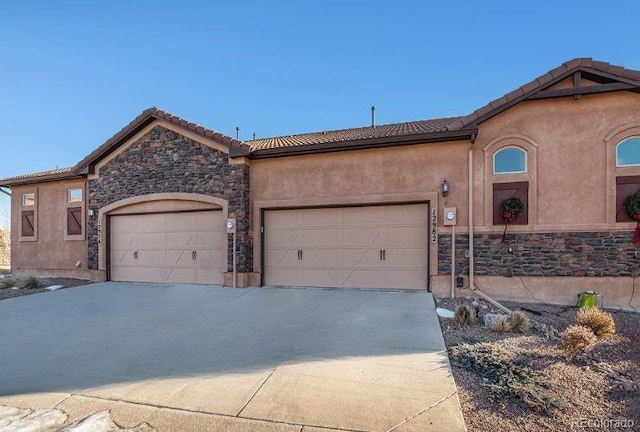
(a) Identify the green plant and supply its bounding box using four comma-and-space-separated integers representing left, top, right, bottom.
453, 304, 476, 328
0, 278, 15, 289
449, 342, 559, 413
18, 276, 41, 289
562, 325, 597, 361
508, 311, 530, 333
491, 316, 510, 333
576, 307, 616, 338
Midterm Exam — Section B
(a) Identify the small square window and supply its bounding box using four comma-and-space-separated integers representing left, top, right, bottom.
22, 192, 36, 207
67, 188, 83, 203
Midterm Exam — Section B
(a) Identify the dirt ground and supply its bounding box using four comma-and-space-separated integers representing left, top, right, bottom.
436, 296, 640, 432
0, 273, 92, 301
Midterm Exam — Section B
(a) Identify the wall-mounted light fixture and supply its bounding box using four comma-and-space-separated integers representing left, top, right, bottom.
88, 209, 95, 217
442, 180, 450, 198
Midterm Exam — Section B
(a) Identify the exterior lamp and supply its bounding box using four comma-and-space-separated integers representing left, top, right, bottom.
442, 180, 449, 198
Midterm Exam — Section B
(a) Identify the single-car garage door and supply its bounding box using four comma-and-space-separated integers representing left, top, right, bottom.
110, 210, 225, 284
264, 204, 428, 289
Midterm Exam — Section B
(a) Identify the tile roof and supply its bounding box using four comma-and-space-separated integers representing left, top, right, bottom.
447, 58, 640, 130
74, 107, 250, 172
0, 167, 78, 186
247, 116, 464, 151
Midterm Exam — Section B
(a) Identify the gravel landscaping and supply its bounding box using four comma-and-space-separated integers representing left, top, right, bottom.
436, 296, 640, 432
0, 272, 92, 301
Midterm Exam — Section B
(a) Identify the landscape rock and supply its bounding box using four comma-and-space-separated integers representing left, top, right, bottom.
484, 313, 509, 328
436, 307, 455, 318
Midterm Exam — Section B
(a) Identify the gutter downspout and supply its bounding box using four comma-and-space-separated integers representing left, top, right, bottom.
467, 139, 512, 314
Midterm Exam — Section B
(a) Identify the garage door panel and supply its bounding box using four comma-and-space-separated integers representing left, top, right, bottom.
110, 210, 224, 284
342, 206, 383, 225
343, 269, 385, 288
137, 214, 167, 232
301, 268, 342, 287
138, 232, 166, 249
300, 228, 340, 247
342, 227, 383, 246
265, 204, 428, 290
301, 208, 341, 226
165, 267, 196, 283
385, 226, 427, 246
385, 270, 427, 290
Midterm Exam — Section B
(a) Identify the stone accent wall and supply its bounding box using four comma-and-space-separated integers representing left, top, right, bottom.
87, 126, 251, 272
438, 231, 639, 277
0, 230, 9, 266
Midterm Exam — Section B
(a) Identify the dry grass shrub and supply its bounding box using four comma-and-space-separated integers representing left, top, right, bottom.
454, 304, 476, 328
491, 316, 510, 333
18, 276, 41, 289
508, 311, 530, 333
449, 342, 559, 413
576, 307, 616, 338
0, 278, 15, 289
562, 325, 597, 361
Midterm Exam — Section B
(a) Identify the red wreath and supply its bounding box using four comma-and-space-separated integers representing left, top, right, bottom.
624, 190, 640, 244
500, 197, 524, 242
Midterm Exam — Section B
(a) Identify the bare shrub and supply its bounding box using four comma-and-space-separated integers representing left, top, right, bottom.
491, 316, 510, 333
18, 276, 41, 289
454, 304, 476, 328
576, 307, 616, 338
508, 311, 530, 333
0, 278, 15, 289
562, 325, 597, 361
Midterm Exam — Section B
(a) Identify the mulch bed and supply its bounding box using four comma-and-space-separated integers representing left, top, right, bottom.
0, 276, 92, 301
436, 296, 640, 432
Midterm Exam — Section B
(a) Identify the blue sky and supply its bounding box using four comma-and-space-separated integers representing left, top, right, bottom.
1, 0, 639, 227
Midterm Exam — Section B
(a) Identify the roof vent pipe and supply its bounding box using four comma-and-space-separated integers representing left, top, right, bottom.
235, 126, 240, 140
371, 106, 376, 128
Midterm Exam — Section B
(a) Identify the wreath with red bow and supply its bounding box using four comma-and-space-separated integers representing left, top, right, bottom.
624, 190, 640, 244
500, 197, 524, 242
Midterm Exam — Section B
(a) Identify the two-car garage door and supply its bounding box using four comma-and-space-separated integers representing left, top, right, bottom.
110, 210, 225, 284
264, 204, 429, 290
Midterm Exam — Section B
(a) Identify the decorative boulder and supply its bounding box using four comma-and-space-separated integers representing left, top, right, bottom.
484, 313, 510, 329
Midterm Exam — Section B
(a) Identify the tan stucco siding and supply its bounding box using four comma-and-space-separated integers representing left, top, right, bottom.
11, 180, 87, 271
476, 91, 640, 230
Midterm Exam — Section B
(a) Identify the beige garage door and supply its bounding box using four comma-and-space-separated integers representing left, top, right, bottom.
110, 210, 225, 284
264, 204, 428, 289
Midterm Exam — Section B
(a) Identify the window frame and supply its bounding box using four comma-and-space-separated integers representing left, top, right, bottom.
615, 137, 640, 167
493, 146, 528, 175
67, 187, 83, 203
64, 185, 85, 241
19, 190, 37, 242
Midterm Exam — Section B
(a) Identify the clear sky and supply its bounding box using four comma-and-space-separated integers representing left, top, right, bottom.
0, 0, 639, 227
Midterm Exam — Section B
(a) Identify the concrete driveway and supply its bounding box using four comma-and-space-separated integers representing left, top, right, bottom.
0, 283, 465, 432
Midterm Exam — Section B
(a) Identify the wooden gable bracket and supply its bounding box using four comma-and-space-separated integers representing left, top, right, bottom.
528, 68, 640, 101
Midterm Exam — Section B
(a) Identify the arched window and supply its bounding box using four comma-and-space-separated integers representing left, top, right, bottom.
493, 147, 527, 174
616, 137, 640, 167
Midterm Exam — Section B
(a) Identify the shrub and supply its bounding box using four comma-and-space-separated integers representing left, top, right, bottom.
453, 304, 476, 328
508, 311, 530, 333
18, 276, 41, 289
0, 278, 15, 289
491, 316, 510, 333
449, 342, 559, 413
562, 325, 597, 361
576, 307, 616, 338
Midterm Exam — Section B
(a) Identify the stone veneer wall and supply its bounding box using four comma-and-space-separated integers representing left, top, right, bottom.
438, 231, 640, 277
87, 126, 251, 272
0, 230, 9, 266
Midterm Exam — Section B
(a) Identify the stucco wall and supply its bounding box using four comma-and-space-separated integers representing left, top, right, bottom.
87, 125, 252, 273
10, 181, 88, 273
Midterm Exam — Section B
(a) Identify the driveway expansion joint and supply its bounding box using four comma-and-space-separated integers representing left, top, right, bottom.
386, 391, 458, 432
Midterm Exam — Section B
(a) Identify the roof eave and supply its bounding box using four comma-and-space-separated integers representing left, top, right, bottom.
248, 128, 477, 159
0, 172, 82, 187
